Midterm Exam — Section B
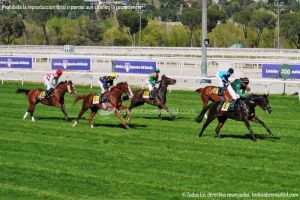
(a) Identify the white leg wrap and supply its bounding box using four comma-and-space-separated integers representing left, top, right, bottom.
31, 117, 35, 122
72, 121, 77, 127
23, 112, 29, 120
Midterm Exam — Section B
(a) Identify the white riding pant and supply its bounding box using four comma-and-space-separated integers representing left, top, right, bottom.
227, 84, 239, 100
98, 80, 106, 94
43, 77, 55, 90
216, 73, 224, 87
147, 81, 155, 91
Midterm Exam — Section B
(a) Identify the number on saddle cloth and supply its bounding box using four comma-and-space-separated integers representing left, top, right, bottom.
221, 100, 236, 112
39, 91, 46, 99
143, 91, 150, 98
212, 87, 224, 96
93, 95, 100, 104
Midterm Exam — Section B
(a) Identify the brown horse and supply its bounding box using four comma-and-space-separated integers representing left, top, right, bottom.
196, 94, 273, 141
125, 75, 176, 120
16, 81, 78, 121
72, 82, 134, 129
195, 86, 232, 113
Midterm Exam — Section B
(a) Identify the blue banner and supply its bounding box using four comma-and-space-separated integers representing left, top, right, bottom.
52, 58, 91, 70
0, 57, 32, 68
112, 60, 156, 74
262, 64, 300, 79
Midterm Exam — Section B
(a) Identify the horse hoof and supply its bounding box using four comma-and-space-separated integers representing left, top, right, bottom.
91, 125, 94, 128
125, 125, 130, 129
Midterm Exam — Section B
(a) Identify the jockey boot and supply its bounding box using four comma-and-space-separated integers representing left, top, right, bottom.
150, 91, 155, 100
229, 99, 237, 111
100, 93, 108, 102
45, 88, 53, 99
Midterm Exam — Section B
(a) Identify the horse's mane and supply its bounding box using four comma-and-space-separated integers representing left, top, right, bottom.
115, 82, 127, 86
57, 81, 67, 86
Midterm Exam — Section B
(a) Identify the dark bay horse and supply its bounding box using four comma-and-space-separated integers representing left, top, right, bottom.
195, 86, 232, 112
125, 75, 176, 120
72, 82, 133, 129
16, 81, 77, 121
196, 94, 273, 141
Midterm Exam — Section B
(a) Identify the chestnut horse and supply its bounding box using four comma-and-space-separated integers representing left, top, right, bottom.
16, 81, 77, 121
195, 86, 232, 113
72, 82, 133, 129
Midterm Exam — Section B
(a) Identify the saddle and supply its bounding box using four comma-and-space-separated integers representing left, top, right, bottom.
93, 92, 110, 105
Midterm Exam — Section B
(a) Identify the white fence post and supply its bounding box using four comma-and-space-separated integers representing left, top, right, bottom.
21, 74, 24, 86
90, 76, 93, 89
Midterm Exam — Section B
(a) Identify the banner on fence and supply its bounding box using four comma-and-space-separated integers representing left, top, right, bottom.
262, 64, 300, 79
112, 60, 156, 74
51, 58, 91, 70
0, 57, 32, 68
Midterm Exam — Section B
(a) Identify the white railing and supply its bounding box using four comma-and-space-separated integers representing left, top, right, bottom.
2, 69, 300, 100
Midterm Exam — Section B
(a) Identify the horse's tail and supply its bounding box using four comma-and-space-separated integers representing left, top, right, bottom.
16, 88, 31, 95
73, 95, 86, 105
195, 103, 214, 123
195, 88, 202, 94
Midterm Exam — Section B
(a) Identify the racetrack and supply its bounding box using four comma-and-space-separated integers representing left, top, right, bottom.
0, 82, 299, 199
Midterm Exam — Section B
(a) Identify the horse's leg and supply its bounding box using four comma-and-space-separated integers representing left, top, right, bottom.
251, 116, 273, 137
73, 106, 89, 127
27, 102, 37, 122
157, 105, 162, 120
199, 114, 217, 138
201, 96, 209, 119
119, 105, 131, 122
89, 109, 98, 128
159, 103, 175, 120
61, 104, 68, 121
215, 117, 227, 138
114, 109, 129, 129
243, 120, 256, 142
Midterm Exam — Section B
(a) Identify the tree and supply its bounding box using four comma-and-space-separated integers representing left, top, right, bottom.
0, 16, 25, 44
233, 10, 252, 39
208, 5, 226, 32
250, 11, 276, 47
25, 0, 59, 44
180, 8, 201, 47
281, 12, 300, 49
117, 10, 148, 46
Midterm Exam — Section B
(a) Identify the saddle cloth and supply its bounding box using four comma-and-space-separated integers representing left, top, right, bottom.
143, 91, 150, 98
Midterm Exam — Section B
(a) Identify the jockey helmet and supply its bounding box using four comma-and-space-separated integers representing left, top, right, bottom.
155, 68, 160, 73
110, 72, 117, 78
241, 77, 249, 84
228, 68, 234, 74
56, 69, 63, 75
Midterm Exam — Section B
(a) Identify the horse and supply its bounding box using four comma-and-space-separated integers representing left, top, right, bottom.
16, 81, 78, 121
195, 86, 232, 112
195, 94, 273, 141
72, 82, 134, 129
125, 75, 176, 120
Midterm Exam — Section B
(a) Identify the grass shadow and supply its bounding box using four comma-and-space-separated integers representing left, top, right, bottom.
219, 133, 281, 141
36, 116, 77, 121
93, 123, 147, 129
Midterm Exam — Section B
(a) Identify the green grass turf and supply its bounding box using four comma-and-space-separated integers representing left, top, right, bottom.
0, 81, 299, 200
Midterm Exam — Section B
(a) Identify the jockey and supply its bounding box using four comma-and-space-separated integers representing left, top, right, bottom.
43, 69, 63, 98
216, 68, 238, 99
231, 77, 250, 98
98, 72, 117, 102
148, 68, 160, 99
